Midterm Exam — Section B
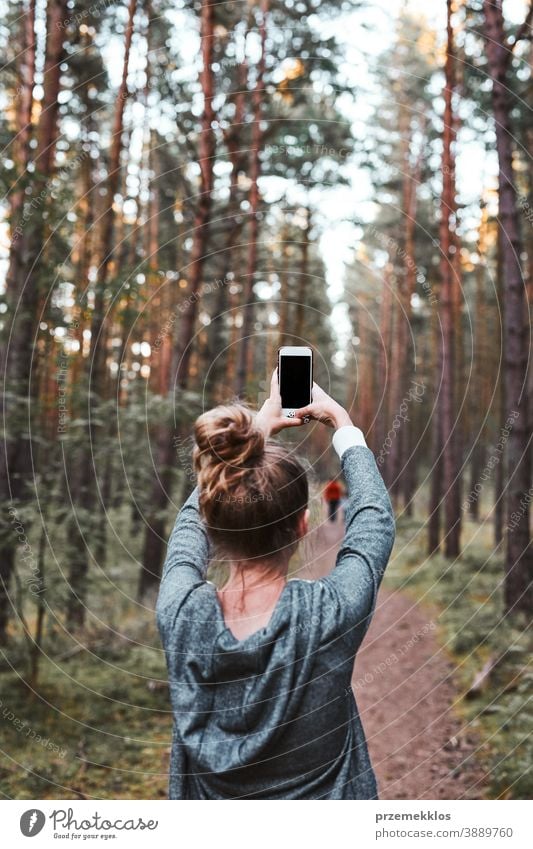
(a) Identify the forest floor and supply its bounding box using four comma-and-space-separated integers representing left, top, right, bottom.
302, 512, 489, 800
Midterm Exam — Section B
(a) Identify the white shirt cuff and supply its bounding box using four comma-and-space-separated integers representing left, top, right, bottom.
332, 425, 367, 459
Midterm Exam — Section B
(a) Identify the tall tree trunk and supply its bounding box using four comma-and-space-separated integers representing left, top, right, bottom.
277, 223, 290, 347
206, 53, 249, 399
469, 205, 489, 522
428, 409, 444, 555
294, 208, 311, 341
375, 260, 394, 485
235, 0, 268, 397
494, 221, 506, 546
89, 0, 137, 394
173, 0, 216, 388
484, 0, 533, 614
357, 300, 374, 438
388, 259, 404, 500
389, 99, 410, 500
66, 0, 137, 626
399, 135, 424, 514
139, 0, 217, 597
5, 0, 36, 300
70, 118, 97, 401
428, 280, 443, 555
0, 0, 68, 642
439, 0, 461, 558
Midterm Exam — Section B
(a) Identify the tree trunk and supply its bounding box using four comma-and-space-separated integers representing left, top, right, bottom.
277, 223, 291, 347
139, 0, 217, 596
173, 0, 216, 388
206, 54, 249, 399
89, 0, 137, 395
400, 134, 424, 513
70, 119, 97, 399
428, 409, 444, 555
484, 0, 533, 614
0, 0, 68, 642
494, 220, 506, 546
439, 0, 461, 558
375, 260, 394, 485
65, 0, 137, 626
469, 206, 489, 522
5, 0, 36, 300
294, 208, 311, 341
388, 97, 411, 500
235, 0, 268, 397
428, 285, 443, 554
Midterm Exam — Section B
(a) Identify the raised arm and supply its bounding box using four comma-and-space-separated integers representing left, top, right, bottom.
156, 487, 210, 631
325, 440, 395, 622
295, 386, 395, 629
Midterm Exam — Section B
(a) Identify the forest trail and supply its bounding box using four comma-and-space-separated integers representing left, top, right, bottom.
301, 504, 487, 800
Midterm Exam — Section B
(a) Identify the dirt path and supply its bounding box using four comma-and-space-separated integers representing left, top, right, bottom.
301, 508, 488, 800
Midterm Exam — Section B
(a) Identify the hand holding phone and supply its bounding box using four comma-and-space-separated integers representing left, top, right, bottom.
256, 369, 306, 437
294, 383, 353, 430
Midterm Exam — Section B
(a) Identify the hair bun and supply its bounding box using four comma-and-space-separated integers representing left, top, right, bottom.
193, 405, 264, 477
192, 405, 309, 564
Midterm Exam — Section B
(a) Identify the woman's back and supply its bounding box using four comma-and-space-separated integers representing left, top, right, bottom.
157, 433, 395, 799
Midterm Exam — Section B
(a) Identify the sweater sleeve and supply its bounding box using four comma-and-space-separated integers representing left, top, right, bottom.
156, 487, 210, 632
322, 444, 395, 630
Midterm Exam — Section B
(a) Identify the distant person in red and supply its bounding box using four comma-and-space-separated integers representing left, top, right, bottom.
324, 479, 342, 523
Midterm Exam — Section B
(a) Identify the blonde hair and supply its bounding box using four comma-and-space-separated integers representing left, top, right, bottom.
193, 404, 308, 564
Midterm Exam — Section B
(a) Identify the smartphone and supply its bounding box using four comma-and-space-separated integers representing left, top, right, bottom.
278, 346, 313, 417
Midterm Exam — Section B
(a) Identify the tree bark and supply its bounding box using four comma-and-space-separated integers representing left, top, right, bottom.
388, 100, 413, 502
66, 0, 137, 625
375, 260, 394, 486
469, 205, 490, 522
139, 0, 217, 596
206, 53, 249, 399
294, 208, 311, 341
0, 0, 68, 642
400, 136, 424, 514
235, 0, 268, 397
89, 0, 137, 395
484, 0, 533, 614
5, 0, 36, 300
173, 0, 216, 388
494, 220, 506, 546
277, 223, 291, 348
438, 0, 461, 558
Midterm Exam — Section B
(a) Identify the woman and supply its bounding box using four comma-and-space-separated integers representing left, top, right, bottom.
156, 372, 395, 799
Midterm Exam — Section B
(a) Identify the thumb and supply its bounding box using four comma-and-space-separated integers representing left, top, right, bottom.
294, 404, 314, 418
270, 368, 280, 397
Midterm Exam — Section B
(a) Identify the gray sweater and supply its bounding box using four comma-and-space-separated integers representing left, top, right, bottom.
156, 445, 395, 799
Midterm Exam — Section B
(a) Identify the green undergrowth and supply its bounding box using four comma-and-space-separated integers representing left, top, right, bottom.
0, 608, 170, 799
386, 509, 533, 799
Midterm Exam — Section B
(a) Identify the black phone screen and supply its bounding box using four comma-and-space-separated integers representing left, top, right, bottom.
279, 355, 312, 408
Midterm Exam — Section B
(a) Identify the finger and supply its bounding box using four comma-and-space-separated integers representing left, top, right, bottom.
270, 368, 281, 399
283, 417, 303, 427
311, 382, 327, 399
